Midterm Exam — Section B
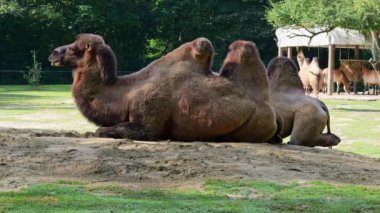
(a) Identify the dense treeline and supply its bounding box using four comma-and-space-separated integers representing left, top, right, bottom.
0, 0, 277, 84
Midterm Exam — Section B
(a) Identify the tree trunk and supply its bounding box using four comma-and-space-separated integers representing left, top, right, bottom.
370, 30, 380, 71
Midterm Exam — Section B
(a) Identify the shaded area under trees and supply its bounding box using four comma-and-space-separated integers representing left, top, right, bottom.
0, 0, 277, 84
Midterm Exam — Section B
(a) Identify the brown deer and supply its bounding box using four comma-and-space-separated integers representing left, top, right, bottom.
362, 66, 380, 95
320, 68, 350, 94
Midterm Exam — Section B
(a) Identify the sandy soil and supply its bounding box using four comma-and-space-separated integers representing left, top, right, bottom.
1, 128, 379, 191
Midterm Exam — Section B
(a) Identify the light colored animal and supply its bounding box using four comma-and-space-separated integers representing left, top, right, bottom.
297, 49, 322, 98
362, 66, 380, 95
320, 68, 350, 94
48, 34, 278, 142
266, 57, 341, 147
218, 40, 280, 143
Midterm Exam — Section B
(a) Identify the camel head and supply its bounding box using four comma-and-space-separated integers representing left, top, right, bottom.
49, 34, 117, 84
296, 47, 305, 67
267, 57, 304, 90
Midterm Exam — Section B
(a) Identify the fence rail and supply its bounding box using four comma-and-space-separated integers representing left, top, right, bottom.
0, 70, 134, 85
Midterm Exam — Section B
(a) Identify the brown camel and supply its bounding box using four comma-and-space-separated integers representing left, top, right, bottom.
218, 40, 279, 143
320, 68, 350, 94
297, 49, 322, 98
266, 57, 341, 147
49, 34, 277, 142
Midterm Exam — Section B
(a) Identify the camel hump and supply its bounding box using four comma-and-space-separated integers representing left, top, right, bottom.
267, 57, 303, 90
193, 37, 214, 56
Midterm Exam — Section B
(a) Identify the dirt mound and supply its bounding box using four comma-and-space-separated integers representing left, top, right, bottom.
1, 128, 379, 190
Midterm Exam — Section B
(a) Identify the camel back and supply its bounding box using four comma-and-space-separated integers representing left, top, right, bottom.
339, 60, 366, 81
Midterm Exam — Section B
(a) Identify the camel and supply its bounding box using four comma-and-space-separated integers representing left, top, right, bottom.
320, 68, 350, 94
218, 40, 280, 143
48, 34, 277, 142
362, 66, 380, 95
266, 57, 341, 147
297, 48, 322, 98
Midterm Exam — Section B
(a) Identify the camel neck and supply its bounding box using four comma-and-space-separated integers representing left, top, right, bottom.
71, 68, 125, 126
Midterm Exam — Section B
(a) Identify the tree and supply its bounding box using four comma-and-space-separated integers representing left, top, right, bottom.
266, 0, 380, 70
152, 0, 277, 68
0, 0, 278, 84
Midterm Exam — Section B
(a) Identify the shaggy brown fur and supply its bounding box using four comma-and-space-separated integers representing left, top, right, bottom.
297, 49, 322, 98
218, 40, 279, 143
49, 34, 276, 142
267, 57, 341, 147
320, 68, 350, 94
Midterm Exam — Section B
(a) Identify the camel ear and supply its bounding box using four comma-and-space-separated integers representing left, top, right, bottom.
96, 44, 117, 84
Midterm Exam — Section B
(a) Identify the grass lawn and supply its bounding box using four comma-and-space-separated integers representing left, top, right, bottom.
0, 85, 96, 132
0, 180, 379, 212
1, 85, 380, 212
323, 99, 380, 158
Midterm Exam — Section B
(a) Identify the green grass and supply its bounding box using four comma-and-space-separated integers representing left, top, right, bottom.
322, 99, 380, 158
0, 180, 379, 212
0, 85, 96, 132
1, 85, 380, 157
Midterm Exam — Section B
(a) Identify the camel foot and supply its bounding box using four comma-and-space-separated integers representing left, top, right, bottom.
95, 122, 153, 140
267, 134, 283, 145
288, 133, 340, 147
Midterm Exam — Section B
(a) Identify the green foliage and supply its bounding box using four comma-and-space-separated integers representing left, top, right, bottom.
0, 0, 278, 81
266, 0, 380, 70
23, 50, 43, 87
266, 0, 356, 29
0, 180, 379, 212
154, 0, 277, 66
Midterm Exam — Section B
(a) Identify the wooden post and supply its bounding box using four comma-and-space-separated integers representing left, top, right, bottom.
327, 45, 336, 95
287, 47, 292, 59
354, 45, 360, 94
278, 47, 284, 57
354, 45, 360, 59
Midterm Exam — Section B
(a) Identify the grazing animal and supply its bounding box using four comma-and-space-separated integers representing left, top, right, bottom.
297, 49, 322, 98
266, 57, 341, 147
362, 66, 380, 95
320, 68, 350, 94
49, 34, 277, 142
218, 40, 279, 143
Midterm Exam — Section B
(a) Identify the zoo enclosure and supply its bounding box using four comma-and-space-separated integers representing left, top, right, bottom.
276, 27, 372, 95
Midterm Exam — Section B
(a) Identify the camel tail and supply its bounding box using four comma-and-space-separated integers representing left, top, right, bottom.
319, 100, 331, 134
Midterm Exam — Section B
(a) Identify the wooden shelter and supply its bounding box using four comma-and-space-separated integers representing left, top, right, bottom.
275, 27, 371, 95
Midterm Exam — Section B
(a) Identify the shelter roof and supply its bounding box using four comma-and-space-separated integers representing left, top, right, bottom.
276, 27, 371, 49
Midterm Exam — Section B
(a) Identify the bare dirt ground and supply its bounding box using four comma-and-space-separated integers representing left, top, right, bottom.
1, 128, 380, 191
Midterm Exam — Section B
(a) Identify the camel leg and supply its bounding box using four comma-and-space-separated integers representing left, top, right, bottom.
95, 122, 156, 140
288, 112, 341, 147
343, 82, 350, 94
362, 83, 367, 95
336, 82, 340, 94
267, 113, 284, 145
289, 126, 340, 147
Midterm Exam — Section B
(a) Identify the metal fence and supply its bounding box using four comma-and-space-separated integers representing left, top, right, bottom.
0, 70, 134, 85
